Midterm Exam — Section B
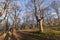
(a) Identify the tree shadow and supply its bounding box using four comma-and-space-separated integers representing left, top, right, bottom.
4, 33, 10, 40
4, 32, 17, 40
16, 32, 40, 40
10, 34, 17, 40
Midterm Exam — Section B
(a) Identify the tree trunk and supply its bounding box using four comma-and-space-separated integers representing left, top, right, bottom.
40, 19, 43, 32
39, 9, 44, 32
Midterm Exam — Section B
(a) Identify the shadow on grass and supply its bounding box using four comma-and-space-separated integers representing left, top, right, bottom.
30, 31, 60, 40
4, 31, 60, 40
16, 31, 40, 40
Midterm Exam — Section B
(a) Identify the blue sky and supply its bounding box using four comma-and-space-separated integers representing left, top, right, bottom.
0, 0, 59, 16
0, 0, 60, 24
0, 0, 59, 11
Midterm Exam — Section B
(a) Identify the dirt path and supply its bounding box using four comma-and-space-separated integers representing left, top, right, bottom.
16, 31, 40, 40
0, 31, 40, 40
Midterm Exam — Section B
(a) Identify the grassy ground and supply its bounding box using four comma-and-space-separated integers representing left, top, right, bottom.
30, 30, 60, 40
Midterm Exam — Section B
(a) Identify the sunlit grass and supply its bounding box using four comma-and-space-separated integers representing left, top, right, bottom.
29, 30, 60, 40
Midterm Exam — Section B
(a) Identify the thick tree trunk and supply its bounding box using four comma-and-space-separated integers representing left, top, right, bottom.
34, 0, 38, 27
40, 19, 43, 32
39, 9, 44, 32
34, 0, 44, 32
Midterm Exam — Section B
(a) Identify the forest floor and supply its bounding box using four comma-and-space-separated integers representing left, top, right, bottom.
0, 30, 40, 40
0, 28, 60, 40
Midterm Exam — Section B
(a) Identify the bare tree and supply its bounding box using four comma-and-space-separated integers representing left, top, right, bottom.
0, 0, 10, 23
52, 1, 60, 23
9, 2, 21, 33
34, 0, 44, 32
